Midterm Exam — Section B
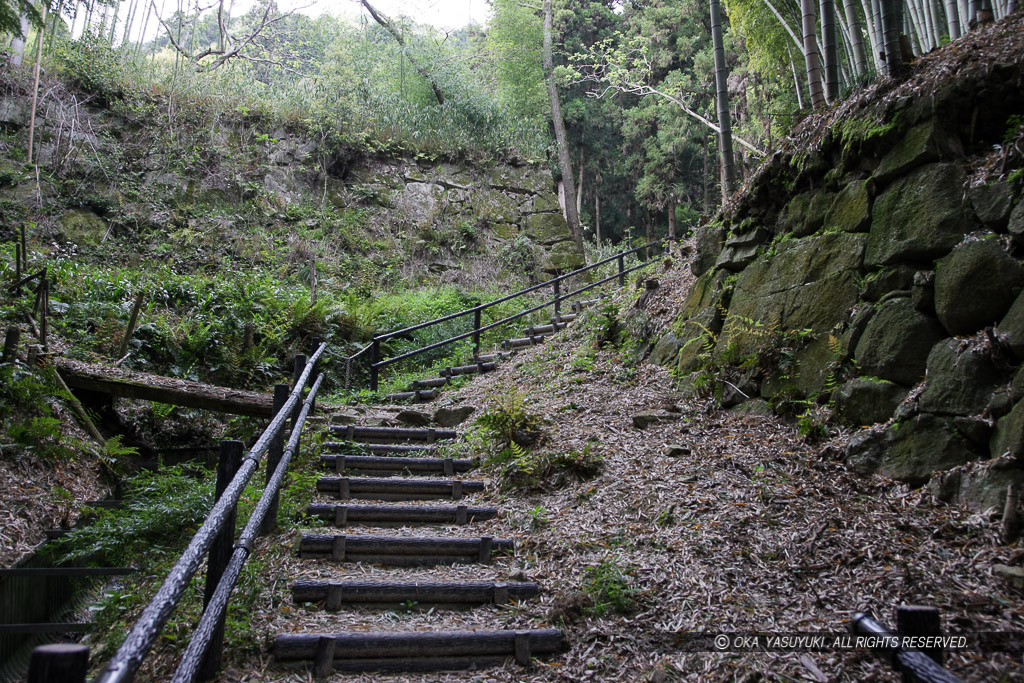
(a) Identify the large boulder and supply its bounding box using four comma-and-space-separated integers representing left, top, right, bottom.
714, 233, 865, 362
823, 179, 872, 234
833, 377, 907, 425
969, 181, 1016, 229
874, 119, 962, 185
999, 290, 1024, 360
59, 209, 108, 247
692, 223, 725, 276
928, 456, 1024, 511
880, 414, 979, 486
865, 163, 969, 266
649, 331, 683, 366
674, 271, 730, 372
395, 182, 443, 222
715, 229, 769, 272
991, 398, 1024, 460
524, 212, 573, 245
919, 338, 1002, 416
472, 189, 520, 225
933, 238, 1024, 335
854, 298, 945, 386
1009, 200, 1024, 247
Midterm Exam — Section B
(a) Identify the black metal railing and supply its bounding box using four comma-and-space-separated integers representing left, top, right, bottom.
24, 343, 327, 683
368, 242, 661, 390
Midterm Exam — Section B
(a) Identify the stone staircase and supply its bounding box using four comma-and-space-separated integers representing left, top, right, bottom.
272, 423, 562, 676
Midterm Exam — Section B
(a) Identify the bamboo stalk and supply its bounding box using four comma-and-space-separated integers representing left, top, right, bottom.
116, 291, 145, 360
49, 366, 107, 447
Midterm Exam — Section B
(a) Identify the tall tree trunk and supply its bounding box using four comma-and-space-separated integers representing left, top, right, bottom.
1007, 0, 1016, 16
801, 0, 828, 108
576, 146, 584, 218
543, 0, 583, 250
865, 0, 885, 69
881, 0, 906, 75
595, 188, 601, 248
667, 200, 676, 241
709, 0, 737, 199
820, 0, 840, 101
843, 0, 869, 76
702, 132, 711, 215
10, 14, 30, 67
945, 0, 963, 35
28, 5, 48, 164
788, 45, 806, 107
48, 0, 66, 51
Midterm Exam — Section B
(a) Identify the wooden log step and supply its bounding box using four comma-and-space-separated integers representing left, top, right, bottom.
523, 322, 567, 336
327, 426, 457, 444
319, 454, 473, 476
572, 298, 602, 312
298, 534, 513, 565
440, 361, 496, 378
385, 389, 439, 403
323, 442, 438, 455
316, 476, 485, 501
550, 312, 577, 323
292, 580, 539, 607
410, 377, 448, 389
307, 503, 498, 526
274, 629, 563, 670
472, 352, 512, 363
501, 334, 551, 349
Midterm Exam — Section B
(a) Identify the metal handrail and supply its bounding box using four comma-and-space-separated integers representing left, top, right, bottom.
368, 242, 660, 389
94, 343, 327, 683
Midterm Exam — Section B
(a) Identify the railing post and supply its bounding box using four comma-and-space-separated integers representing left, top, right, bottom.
617, 254, 625, 287
15, 242, 21, 281
199, 440, 243, 682
41, 278, 48, 351
370, 338, 380, 392
28, 644, 89, 683
309, 338, 322, 412
553, 277, 561, 320
472, 308, 482, 358
260, 384, 290, 536
2, 325, 19, 364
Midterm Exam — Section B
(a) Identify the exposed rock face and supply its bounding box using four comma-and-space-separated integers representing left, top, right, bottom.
663, 61, 1024, 507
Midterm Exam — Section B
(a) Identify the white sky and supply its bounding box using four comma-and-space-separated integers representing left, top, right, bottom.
72, 0, 492, 43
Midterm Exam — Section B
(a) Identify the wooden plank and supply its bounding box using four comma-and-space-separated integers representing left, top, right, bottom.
307, 503, 497, 526
319, 454, 473, 474
274, 629, 563, 661
327, 426, 457, 443
0, 623, 91, 634
292, 580, 539, 606
299, 534, 513, 559
0, 567, 136, 577
316, 477, 484, 499
54, 358, 273, 417
323, 443, 438, 455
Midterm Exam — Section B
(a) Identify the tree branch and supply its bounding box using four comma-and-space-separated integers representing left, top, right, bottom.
360, 0, 445, 105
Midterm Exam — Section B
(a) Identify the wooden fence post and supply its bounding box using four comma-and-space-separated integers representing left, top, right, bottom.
370, 338, 380, 392
15, 242, 22, 281
198, 440, 243, 682
472, 309, 482, 358
260, 384, 290, 536
617, 254, 625, 287
896, 605, 944, 665
553, 278, 561, 319
2, 325, 20, 363
116, 291, 145, 360
27, 643, 89, 683
41, 278, 48, 350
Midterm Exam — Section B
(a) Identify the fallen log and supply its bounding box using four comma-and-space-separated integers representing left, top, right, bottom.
53, 358, 273, 417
